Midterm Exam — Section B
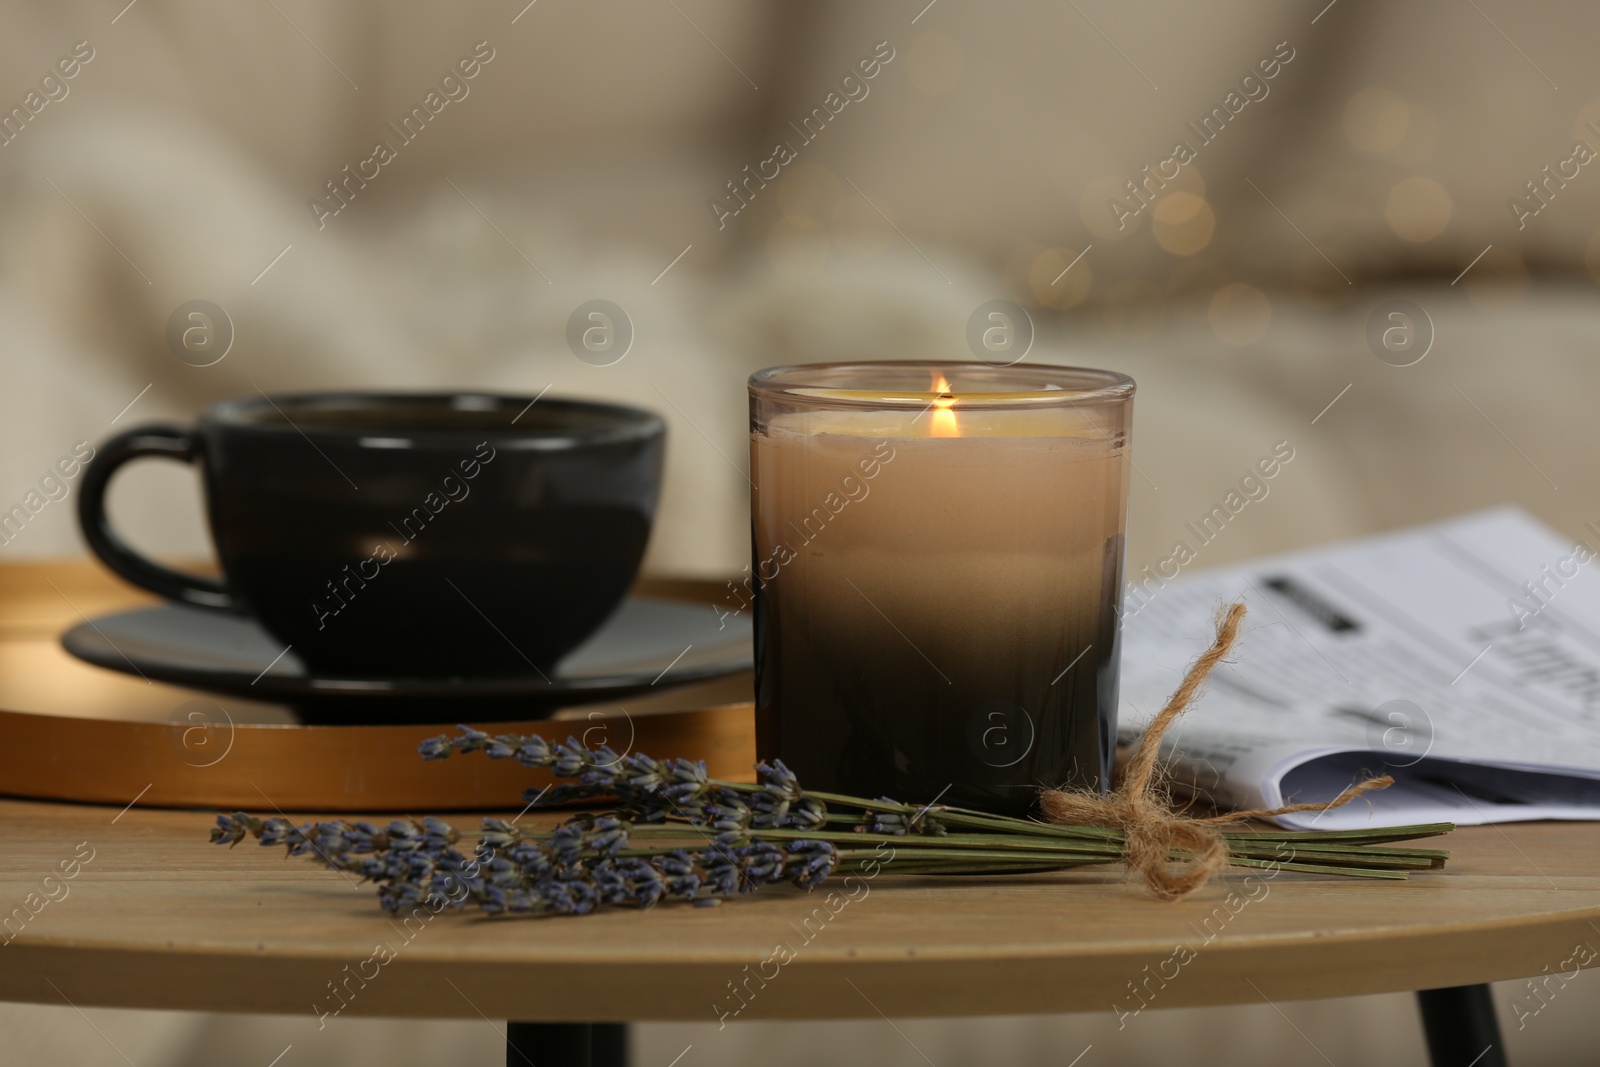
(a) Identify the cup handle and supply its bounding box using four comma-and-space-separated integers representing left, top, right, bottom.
76, 424, 235, 611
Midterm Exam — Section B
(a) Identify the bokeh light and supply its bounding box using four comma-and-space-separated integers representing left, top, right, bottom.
1385, 176, 1452, 242
1151, 193, 1215, 256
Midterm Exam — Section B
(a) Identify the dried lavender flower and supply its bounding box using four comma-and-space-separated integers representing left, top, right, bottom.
208, 731, 1455, 918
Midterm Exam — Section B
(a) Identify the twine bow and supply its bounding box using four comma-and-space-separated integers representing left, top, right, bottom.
1039, 601, 1393, 900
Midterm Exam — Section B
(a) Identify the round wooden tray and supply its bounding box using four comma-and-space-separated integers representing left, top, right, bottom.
0, 562, 754, 811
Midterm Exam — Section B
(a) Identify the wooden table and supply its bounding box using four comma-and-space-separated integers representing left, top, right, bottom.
3, 563, 1599, 1066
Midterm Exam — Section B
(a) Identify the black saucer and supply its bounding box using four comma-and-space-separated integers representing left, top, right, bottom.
62, 597, 752, 724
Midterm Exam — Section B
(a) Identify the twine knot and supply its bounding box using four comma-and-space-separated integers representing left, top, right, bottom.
1039, 601, 1392, 900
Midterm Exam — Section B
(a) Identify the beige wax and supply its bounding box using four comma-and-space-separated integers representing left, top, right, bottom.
751, 401, 1129, 813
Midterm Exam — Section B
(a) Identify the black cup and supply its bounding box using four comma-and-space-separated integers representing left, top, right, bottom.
77, 392, 665, 677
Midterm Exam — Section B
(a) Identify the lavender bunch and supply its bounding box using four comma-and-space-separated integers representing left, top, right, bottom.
212, 807, 839, 916
210, 727, 1455, 917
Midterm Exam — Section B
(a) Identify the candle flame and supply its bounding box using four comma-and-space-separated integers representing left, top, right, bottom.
929, 373, 960, 437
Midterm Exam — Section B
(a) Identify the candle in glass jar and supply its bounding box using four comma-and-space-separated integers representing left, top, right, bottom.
748, 363, 1133, 817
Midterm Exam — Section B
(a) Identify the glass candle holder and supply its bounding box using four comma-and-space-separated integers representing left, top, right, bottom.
748, 361, 1134, 817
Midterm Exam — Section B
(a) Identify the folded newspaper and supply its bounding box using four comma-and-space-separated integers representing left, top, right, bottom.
1118, 506, 1600, 829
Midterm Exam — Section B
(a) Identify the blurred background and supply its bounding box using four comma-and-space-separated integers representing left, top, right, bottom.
2, 0, 1598, 1063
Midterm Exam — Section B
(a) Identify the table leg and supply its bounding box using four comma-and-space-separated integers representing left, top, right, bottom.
506, 1022, 628, 1067
1416, 984, 1508, 1067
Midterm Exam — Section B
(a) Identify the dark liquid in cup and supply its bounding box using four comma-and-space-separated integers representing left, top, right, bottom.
226, 543, 646, 677
203, 395, 662, 676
